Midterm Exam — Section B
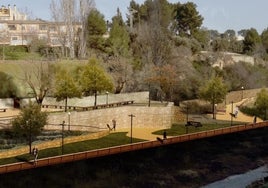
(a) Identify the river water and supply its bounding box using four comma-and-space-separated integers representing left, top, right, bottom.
201, 166, 268, 188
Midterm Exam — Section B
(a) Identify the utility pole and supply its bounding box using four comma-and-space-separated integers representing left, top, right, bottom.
230, 101, 233, 126
129, 114, 135, 143
61, 121, 65, 155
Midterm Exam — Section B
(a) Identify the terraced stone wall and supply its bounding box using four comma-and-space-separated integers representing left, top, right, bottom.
46, 104, 185, 131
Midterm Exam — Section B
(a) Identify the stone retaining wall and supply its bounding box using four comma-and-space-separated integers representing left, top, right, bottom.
47, 103, 185, 131
0, 92, 149, 108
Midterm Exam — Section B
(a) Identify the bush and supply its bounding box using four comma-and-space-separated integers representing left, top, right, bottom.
181, 101, 212, 114
240, 106, 264, 120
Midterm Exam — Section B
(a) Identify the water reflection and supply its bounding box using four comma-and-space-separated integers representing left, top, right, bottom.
201, 166, 268, 188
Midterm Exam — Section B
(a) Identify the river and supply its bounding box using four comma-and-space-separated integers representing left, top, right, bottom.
201, 166, 268, 188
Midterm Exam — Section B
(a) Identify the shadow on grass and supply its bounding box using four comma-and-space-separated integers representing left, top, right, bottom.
15, 154, 34, 165
152, 120, 248, 136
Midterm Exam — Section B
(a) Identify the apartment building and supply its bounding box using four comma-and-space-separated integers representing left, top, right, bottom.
0, 4, 78, 47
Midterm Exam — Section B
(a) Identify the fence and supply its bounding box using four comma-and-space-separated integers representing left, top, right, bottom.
0, 121, 267, 174
41, 100, 134, 111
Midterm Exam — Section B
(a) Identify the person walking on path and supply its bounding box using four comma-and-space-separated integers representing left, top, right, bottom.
32, 147, 38, 165
112, 119, 116, 131
163, 131, 167, 139
253, 116, 257, 124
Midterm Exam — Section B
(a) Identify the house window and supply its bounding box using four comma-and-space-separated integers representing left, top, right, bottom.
49, 26, 56, 32
39, 25, 47, 31
12, 37, 18, 40
8, 25, 16, 30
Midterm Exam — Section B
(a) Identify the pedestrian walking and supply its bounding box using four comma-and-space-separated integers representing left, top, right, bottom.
32, 147, 38, 165
253, 116, 257, 124
163, 131, 167, 139
112, 119, 116, 131
234, 106, 239, 117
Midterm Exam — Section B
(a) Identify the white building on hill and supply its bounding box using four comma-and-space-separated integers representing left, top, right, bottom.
0, 4, 81, 47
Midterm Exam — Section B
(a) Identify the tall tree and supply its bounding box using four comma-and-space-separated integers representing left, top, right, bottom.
87, 9, 107, 52
128, 0, 176, 96
54, 68, 82, 112
243, 28, 261, 55
175, 2, 203, 37
50, 0, 95, 59
78, 0, 95, 59
12, 102, 47, 154
224, 29, 236, 40
238, 29, 248, 37
208, 29, 220, 40
261, 28, 268, 55
199, 76, 228, 119
109, 9, 131, 57
79, 58, 114, 107
147, 64, 178, 101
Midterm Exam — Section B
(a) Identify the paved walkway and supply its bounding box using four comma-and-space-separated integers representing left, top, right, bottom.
116, 100, 259, 141
215, 100, 260, 123
115, 127, 163, 141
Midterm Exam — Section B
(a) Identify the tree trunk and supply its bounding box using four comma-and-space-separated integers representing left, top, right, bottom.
29, 124, 32, 154
65, 97, 68, 112
212, 101, 216, 119
94, 91, 97, 108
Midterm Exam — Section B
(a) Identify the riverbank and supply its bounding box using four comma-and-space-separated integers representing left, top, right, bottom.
1, 127, 268, 187
202, 165, 268, 188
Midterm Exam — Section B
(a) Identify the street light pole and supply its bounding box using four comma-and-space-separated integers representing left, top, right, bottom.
231, 101, 233, 126
186, 103, 189, 134
68, 112, 71, 131
129, 114, 135, 143
148, 84, 151, 107
241, 86, 244, 100
214, 104, 217, 120
61, 121, 65, 155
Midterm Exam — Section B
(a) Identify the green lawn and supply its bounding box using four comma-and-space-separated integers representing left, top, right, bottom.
0, 60, 88, 97
0, 132, 145, 165
152, 120, 246, 136
0, 120, 247, 165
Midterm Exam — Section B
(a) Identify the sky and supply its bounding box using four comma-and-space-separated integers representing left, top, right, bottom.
1, 0, 268, 34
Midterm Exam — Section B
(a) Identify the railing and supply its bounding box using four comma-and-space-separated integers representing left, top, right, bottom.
41, 101, 134, 111
0, 121, 267, 174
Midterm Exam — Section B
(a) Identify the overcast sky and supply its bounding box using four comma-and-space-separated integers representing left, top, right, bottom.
1, 0, 268, 34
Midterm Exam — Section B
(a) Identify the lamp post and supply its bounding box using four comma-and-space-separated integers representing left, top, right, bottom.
148, 84, 151, 107
61, 121, 65, 155
214, 104, 217, 120
68, 112, 71, 131
230, 101, 234, 126
241, 86, 244, 100
129, 114, 135, 143
106, 91, 109, 105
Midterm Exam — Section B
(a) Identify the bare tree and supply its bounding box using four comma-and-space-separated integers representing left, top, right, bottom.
50, 0, 95, 59
50, 1, 67, 57
23, 61, 52, 105
63, 0, 76, 58
78, 0, 95, 59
